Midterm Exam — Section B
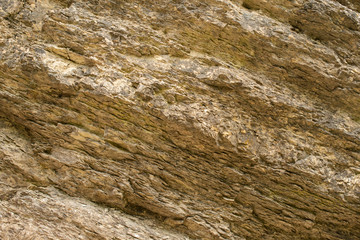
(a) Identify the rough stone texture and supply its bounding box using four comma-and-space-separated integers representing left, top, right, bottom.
0, 0, 360, 239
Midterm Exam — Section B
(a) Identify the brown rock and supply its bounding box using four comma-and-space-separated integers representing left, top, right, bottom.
1, 0, 360, 239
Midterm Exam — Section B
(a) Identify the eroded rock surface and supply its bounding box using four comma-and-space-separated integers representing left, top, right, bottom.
0, 0, 360, 239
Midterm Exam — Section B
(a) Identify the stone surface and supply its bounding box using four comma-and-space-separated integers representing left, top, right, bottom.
0, 0, 360, 239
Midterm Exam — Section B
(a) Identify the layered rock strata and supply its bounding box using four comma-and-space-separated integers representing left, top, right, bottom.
1, 0, 360, 239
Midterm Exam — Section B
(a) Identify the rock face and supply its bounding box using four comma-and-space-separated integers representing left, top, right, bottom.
1, 0, 360, 239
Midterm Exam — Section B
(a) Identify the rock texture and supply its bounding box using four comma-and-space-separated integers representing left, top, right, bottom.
1, 0, 360, 239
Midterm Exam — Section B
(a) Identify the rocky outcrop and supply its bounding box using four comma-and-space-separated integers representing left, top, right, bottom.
1, 0, 360, 239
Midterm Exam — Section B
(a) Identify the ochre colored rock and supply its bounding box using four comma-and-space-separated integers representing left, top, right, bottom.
1, 0, 360, 239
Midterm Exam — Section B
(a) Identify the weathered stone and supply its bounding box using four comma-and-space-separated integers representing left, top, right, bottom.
0, 0, 360, 239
